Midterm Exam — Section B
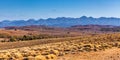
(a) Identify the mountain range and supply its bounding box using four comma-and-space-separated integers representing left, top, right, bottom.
0, 16, 120, 27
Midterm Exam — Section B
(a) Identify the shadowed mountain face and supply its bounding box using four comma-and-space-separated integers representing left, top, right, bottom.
0, 16, 120, 27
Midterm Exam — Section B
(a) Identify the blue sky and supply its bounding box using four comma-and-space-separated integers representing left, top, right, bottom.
0, 0, 120, 20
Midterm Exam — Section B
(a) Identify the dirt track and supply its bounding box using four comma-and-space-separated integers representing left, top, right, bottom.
0, 36, 81, 50
58, 48, 120, 60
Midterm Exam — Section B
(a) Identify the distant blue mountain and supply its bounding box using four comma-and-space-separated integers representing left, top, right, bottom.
0, 16, 120, 27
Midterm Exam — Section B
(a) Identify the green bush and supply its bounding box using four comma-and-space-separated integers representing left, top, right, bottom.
9, 37, 17, 42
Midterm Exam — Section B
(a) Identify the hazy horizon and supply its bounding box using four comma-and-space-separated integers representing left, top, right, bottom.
0, 0, 120, 20
1, 16, 120, 22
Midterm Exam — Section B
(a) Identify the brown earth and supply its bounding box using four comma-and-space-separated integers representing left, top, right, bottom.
58, 48, 120, 60
0, 36, 82, 50
0, 25, 120, 60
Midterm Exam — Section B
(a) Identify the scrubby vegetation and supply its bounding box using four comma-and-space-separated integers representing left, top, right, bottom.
1, 26, 120, 60
0, 33, 11, 38
16, 34, 68, 41
0, 34, 69, 42
0, 33, 120, 60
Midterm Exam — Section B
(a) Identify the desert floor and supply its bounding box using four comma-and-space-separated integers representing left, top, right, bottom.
58, 48, 120, 60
